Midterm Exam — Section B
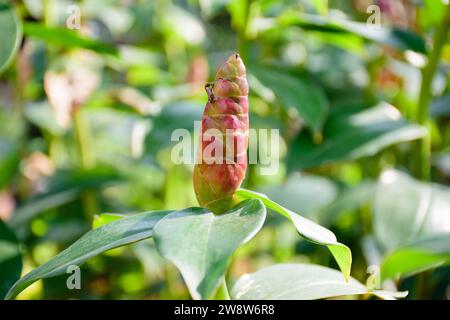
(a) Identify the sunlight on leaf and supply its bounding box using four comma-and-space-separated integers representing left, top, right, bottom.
5, 210, 169, 299
374, 169, 450, 252
153, 199, 266, 300
237, 189, 352, 281
23, 22, 117, 56
288, 103, 426, 170
93, 213, 125, 229
232, 264, 405, 300
277, 13, 427, 53
381, 233, 450, 280
0, 2, 22, 74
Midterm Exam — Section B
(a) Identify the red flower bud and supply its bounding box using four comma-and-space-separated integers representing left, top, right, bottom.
193, 53, 249, 214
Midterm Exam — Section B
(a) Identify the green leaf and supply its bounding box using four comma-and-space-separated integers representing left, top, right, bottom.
8, 190, 80, 230
93, 213, 125, 229
372, 170, 450, 280
374, 169, 450, 252
226, 0, 248, 32
430, 94, 450, 118
0, 2, 22, 74
9, 168, 123, 229
418, 0, 447, 30
0, 112, 24, 189
0, 138, 20, 189
381, 233, 450, 281
231, 264, 406, 300
0, 220, 22, 299
153, 199, 266, 300
250, 65, 329, 134
23, 22, 117, 56
288, 102, 426, 170
23, 102, 67, 136
5, 210, 170, 299
237, 189, 352, 281
278, 13, 426, 53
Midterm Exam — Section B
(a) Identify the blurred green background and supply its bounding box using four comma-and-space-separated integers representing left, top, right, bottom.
0, 0, 449, 299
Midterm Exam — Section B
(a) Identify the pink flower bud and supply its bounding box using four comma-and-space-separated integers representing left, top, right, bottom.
193, 53, 249, 214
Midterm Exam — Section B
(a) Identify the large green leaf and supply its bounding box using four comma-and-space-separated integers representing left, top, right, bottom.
0, 2, 22, 74
5, 210, 170, 299
0, 220, 22, 299
237, 189, 352, 281
277, 13, 426, 53
374, 170, 450, 280
23, 22, 117, 56
250, 65, 329, 134
374, 169, 450, 252
153, 199, 266, 300
231, 264, 407, 300
288, 102, 426, 170
381, 233, 450, 281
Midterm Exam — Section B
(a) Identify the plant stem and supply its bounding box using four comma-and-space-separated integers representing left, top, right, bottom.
73, 109, 98, 223
415, 270, 433, 299
74, 110, 96, 169
43, 0, 56, 27
237, 0, 252, 60
213, 278, 230, 300
414, 4, 450, 180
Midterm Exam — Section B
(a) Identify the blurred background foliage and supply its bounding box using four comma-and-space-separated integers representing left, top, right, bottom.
0, 0, 449, 299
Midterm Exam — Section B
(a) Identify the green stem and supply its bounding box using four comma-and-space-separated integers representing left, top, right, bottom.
43, 0, 56, 27
48, 135, 64, 166
73, 109, 98, 223
213, 278, 230, 300
74, 110, 96, 169
415, 270, 433, 299
237, 0, 252, 60
414, 4, 450, 181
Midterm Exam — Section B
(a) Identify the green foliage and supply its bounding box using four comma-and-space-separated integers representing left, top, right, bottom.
0, 220, 22, 299
250, 65, 329, 134
237, 189, 351, 281
374, 170, 450, 252
0, 0, 449, 301
288, 103, 426, 170
277, 13, 427, 53
154, 199, 266, 299
23, 22, 117, 56
6, 194, 354, 300
231, 264, 406, 300
6, 210, 169, 299
0, 1, 22, 74
381, 234, 450, 281
9, 168, 123, 229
